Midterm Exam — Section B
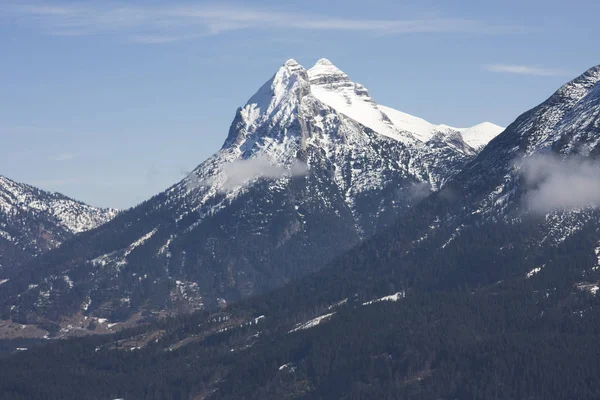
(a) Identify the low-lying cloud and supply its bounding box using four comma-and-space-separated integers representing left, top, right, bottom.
220, 155, 307, 191
521, 154, 600, 213
408, 182, 432, 203
185, 155, 308, 193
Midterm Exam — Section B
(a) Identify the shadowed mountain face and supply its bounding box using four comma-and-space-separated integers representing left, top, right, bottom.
0, 175, 117, 273
0, 59, 500, 331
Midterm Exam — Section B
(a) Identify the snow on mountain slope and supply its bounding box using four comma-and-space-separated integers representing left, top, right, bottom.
458, 122, 504, 150
0, 174, 117, 270
378, 106, 504, 149
306, 58, 503, 151
0, 175, 117, 234
308, 59, 418, 144
451, 64, 600, 221
377, 105, 451, 142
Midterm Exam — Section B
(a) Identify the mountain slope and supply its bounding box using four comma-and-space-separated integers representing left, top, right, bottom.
296, 63, 600, 298
379, 105, 504, 149
299, 62, 600, 301
0, 175, 117, 272
7, 62, 593, 399
0, 58, 498, 332
4, 65, 600, 400
413, 64, 600, 291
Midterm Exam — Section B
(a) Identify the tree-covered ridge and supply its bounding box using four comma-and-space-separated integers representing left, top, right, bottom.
1, 276, 600, 400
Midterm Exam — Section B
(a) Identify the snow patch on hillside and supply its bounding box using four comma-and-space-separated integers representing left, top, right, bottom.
124, 229, 158, 257
289, 312, 335, 333
577, 282, 600, 296
363, 291, 405, 305
526, 266, 544, 278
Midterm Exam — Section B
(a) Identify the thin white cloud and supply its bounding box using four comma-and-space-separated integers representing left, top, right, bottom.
485, 64, 569, 77
521, 154, 600, 213
0, 3, 531, 44
217, 155, 307, 192
184, 154, 308, 193
50, 152, 76, 161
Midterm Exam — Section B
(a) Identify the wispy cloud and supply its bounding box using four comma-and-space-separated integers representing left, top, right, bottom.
521, 154, 600, 213
50, 152, 76, 161
0, 3, 531, 44
183, 155, 308, 193
216, 155, 307, 192
485, 64, 569, 77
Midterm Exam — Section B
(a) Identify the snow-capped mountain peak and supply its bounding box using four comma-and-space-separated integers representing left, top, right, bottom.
230, 58, 504, 155
282, 58, 307, 75
175, 58, 493, 234
239, 59, 308, 130
307, 59, 420, 144
306, 59, 503, 148
307, 58, 351, 86
216, 58, 506, 198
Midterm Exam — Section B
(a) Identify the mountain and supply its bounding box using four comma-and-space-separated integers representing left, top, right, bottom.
260, 62, 600, 339
415, 63, 600, 288
0, 58, 501, 333
0, 175, 117, 273
2, 65, 599, 400
279, 63, 600, 300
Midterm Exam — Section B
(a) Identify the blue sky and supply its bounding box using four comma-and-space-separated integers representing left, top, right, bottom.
1, 0, 598, 209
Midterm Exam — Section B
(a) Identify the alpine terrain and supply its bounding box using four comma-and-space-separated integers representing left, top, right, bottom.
1, 63, 599, 400
0, 59, 502, 334
0, 174, 117, 274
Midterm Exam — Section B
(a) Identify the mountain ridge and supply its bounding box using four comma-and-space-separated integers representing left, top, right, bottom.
0, 174, 118, 273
